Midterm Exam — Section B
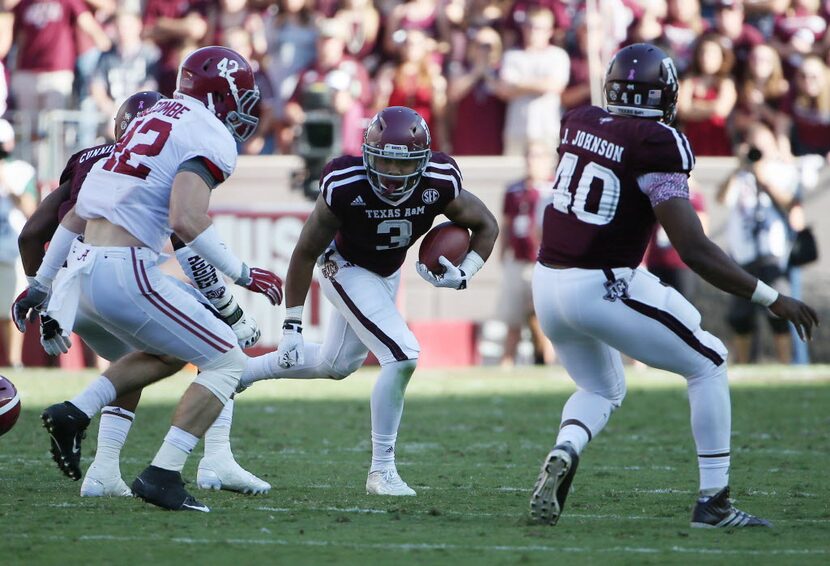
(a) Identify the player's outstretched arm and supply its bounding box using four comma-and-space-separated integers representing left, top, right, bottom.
275, 195, 341, 368
170, 171, 283, 306
655, 197, 819, 340
18, 181, 71, 276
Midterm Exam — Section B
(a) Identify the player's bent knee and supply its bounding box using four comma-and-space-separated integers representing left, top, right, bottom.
195, 348, 246, 404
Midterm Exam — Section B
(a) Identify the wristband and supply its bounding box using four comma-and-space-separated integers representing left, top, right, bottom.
751, 280, 779, 307
185, 224, 245, 282
284, 305, 304, 322
36, 225, 81, 286
459, 251, 485, 280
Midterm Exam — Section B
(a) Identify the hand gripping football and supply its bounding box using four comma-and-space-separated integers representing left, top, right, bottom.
0, 376, 21, 437
418, 222, 471, 274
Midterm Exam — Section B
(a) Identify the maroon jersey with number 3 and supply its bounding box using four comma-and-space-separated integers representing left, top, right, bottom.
320, 153, 463, 276
56, 143, 116, 222
539, 105, 694, 269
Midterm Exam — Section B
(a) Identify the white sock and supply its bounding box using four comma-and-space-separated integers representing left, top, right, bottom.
370, 360, 416, 472
92, 406, 135, 468
203, 398, 234, 459
241, 343, 324, 385
70, 376, 117, 419
688, 366, 731, 493
151, 426, 199, 472
556, 389, 615, 454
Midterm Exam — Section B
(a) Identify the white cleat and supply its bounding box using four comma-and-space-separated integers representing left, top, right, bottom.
196, 457, 271, 495
80, 464, 132, 497
366, 469, 416, 496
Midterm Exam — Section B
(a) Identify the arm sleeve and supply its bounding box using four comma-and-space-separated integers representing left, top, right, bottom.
637, 172, 690, 208
177, 157, 225, 190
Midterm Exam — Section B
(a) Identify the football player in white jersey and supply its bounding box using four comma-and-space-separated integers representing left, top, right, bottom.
15, 91, 269, 498
15, 47, 282, 512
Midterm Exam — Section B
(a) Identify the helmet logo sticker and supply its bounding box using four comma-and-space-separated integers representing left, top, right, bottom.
662, 57, 678, 86
627, 69, 636, 80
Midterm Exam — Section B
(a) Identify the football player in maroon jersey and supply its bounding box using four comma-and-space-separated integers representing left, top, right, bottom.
17, 87, 271, 504
528, 43, 818, 528
240, 106, 499, 495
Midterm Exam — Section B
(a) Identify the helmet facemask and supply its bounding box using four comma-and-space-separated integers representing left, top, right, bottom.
363, 143, 431, 204
225, 86, 260, 142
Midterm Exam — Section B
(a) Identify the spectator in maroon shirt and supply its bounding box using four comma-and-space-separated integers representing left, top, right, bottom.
503, 0, 571, 49
733, 44, 790, 149
142, 0, 209, 96
662, 0, 708, 75
1, 0, 110, 118
779, 54, 830, 158
712, 0, 764, 79
771, 0, 828, 76
447, 26, 506, 155
678, 33, 737, 156
496, 140, 555, 367
333, 0, 381, 63
208, 0, 267, 57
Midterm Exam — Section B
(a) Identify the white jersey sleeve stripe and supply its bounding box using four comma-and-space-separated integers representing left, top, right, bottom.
426, 160, 463, 181
324, 175, 369, 206
423, 171, 460, 198
321, 165, 365, 188
657, 122, 691, 171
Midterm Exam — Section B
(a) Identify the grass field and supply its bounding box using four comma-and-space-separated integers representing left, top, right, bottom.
1, 365, 829, 565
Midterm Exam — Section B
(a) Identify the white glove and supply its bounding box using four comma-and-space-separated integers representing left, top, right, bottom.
276, 319, 304, 368
40, 315, 72, 356
215, 296, 261, 349
416, 256, 469, 290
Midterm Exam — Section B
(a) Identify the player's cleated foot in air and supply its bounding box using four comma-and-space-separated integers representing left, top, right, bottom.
80, 463, 132, 497
132, 465, 210, 512
366, 468, 416, 496
690, 486, 772, 528
41, 401, 91, 481
196, 456, 271, 495
530, 442, 580, 526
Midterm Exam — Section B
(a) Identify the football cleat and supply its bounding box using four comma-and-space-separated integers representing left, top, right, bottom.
366, 468, 416, 496
132, 465, 210, 512
530, 443, 580, 525
690, 486, 772, 528
80, 463, 132, 497
196, 456, 271, 495
41, 402, 91, 481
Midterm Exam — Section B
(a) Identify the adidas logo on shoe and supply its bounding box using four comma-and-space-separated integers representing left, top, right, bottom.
351, 196, 366, 206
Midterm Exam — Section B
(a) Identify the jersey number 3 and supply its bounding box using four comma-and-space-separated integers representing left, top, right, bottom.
103, 117, 172, 180
550, 152, 621, 225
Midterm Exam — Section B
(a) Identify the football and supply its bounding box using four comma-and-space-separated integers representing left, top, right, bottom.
419, 221, 471, 274
0, 375, 21, 437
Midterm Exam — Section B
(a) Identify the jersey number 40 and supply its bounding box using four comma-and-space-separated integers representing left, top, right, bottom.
550, 152, 621, 226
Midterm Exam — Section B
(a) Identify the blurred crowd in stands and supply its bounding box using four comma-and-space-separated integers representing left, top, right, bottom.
0, 0, 828, 163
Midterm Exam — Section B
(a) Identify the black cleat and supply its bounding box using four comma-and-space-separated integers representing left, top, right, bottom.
132, 465, 210, 512
41, 402, 91, 481
691, 486, 772, 528
530, 443, 580, 525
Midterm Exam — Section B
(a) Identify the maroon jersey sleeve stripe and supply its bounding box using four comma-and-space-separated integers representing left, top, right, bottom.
329, 277, 409, 362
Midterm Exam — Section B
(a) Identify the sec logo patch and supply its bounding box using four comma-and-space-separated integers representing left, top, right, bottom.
422, 188, 440, 204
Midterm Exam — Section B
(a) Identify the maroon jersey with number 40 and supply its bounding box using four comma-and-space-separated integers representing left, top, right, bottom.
320, 153, 463, 277
56, 143, 116, 222
539, 105, 695, 269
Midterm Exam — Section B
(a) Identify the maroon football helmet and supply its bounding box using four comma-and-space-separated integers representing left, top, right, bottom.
175, 46, 260, 142
362, 106, 431, 203
114, 91, 164, 141
604, 43, 679, 124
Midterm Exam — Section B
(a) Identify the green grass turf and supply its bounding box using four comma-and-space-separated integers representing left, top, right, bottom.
1, 365, 828, 565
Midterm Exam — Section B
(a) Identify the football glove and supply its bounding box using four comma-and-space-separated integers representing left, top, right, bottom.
276, 319, 304, 368
215, 296, 261, 349
12, 279, 50, 332
236, 264, 283, 306
40, 314, 72, 356
416, 256, 469, 290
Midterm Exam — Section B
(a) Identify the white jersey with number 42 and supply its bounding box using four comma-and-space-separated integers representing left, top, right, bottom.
77, 95, 237, 254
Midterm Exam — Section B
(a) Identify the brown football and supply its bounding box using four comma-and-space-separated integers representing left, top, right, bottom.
418, 222, 471, 274
0, 376, 21, 437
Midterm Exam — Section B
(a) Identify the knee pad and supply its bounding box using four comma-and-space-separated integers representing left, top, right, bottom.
195, 348, 246, 404
326, 354, 367, 380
